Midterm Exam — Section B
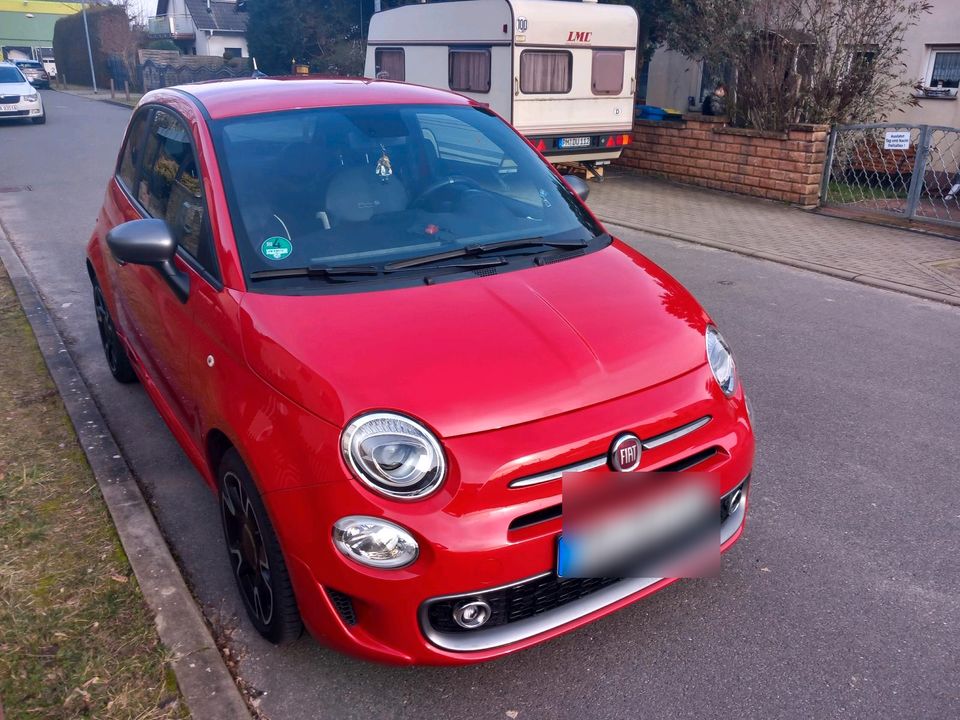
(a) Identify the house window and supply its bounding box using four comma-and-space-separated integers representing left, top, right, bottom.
449, 49, 491, 93
374, 48, 404, 81
698, 61, 725, 103
224, 47, 242, 59
591, 50, 624, 95
520, 50, 572, 94
929, 49, 960, 89
845, 47, 876, 86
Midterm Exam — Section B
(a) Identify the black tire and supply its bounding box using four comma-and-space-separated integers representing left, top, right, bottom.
92, 281, 137, 383
218, 448, 302, 644
32, 114, 45, 125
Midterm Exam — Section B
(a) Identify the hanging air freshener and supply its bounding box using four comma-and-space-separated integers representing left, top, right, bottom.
375, 144, 393, 181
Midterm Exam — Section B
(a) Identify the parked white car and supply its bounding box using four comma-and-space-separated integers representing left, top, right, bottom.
0, 62, 45, 125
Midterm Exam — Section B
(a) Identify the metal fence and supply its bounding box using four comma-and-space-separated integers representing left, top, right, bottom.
138, 58, 252, 93
821, 123, 960, 228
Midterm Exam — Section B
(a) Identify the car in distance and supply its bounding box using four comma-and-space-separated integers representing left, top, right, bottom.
13, 59, 50, 88
86, 77, 755, 665
0, 62, 45, 124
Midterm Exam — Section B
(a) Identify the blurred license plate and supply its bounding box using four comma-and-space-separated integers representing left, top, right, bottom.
558, 136, 591, 149
0, 105, 19, 112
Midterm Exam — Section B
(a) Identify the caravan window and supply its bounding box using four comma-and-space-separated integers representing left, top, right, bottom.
520, 50, 572, 94
374, 48, 405, 81
591, 50, 624, 95
448, 49, 491, 93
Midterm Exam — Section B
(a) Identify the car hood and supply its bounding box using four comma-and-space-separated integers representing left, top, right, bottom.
239, 242, 712, 438
0, 80, 35, 95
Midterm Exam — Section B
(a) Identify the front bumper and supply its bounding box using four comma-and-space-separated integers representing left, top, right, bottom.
0, 95, 43, 119
265, 363, 754, 665
419, 479, 747, 653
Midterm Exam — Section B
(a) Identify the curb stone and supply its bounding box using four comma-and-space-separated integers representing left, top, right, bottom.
0, 225, 252, 720
601, 217, 960, 308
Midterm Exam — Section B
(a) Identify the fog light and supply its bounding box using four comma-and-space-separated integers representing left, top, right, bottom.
452, 599, 491, 629
332, 516, 419, 569
728, 487, 744, 514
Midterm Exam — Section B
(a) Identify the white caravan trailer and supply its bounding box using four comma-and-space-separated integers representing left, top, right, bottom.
364, 0, 638, 172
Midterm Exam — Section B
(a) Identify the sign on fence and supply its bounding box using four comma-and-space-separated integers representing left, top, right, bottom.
883, 130, 911, 150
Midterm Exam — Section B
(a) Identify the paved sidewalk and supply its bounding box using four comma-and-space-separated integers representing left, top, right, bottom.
589, 170, 960, 305
51, 84, 141, 108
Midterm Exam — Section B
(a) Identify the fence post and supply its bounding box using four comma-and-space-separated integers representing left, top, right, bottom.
904, 125, 932, 220
109, 78, 115, 99
124, 80, 130, 100
819, 125, 839, 206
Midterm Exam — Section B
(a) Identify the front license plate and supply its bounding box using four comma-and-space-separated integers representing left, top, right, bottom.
0, 105, 19, 112
556, 535, 572, 577
558, 136, 591, 149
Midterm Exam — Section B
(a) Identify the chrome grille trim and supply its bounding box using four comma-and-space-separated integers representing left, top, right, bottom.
508, 456, 608, 489
507, 415, 712, 489
641, 415, 712, 450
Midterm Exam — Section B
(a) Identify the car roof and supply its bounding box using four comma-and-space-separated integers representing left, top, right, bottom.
163, 77, 475, 120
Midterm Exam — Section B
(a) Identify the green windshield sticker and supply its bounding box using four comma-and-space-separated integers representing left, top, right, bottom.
261, 236, 292, 261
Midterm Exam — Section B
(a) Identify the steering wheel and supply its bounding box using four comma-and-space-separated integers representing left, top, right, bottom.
411, 175, 486, 207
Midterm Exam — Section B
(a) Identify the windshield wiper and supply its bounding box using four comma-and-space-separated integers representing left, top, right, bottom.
385, 257, 508, 274
382, 237, 589, 271
249, 265, 379, 281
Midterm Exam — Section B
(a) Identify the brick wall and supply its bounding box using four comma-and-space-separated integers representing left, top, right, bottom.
615, 114, 830, 207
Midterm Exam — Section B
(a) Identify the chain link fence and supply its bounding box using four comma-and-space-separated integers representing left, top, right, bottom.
821, 123, 960, 228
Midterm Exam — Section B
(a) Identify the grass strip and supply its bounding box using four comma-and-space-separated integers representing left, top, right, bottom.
0, 262, 186, 719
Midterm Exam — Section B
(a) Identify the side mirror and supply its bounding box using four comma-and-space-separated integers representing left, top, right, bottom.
107, 218, 176, 265
106, 219, 189, 302
563, 174, 590, 202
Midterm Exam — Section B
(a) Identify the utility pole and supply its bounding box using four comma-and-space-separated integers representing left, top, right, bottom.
81, 0, 97, 93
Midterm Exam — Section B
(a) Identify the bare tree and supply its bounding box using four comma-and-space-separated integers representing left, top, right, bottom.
663, 0, 931, 131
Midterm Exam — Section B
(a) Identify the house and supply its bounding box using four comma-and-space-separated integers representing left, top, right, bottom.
641, 1, 960, 128
1, 0, 81, 61
146, 0, 248, 58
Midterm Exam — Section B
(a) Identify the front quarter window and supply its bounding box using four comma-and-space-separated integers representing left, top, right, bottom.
211, 103, 603, 292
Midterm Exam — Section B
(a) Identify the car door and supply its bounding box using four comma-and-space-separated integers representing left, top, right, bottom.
108, 106, 220, 441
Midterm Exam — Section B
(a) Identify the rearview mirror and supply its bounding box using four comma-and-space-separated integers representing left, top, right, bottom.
106, 219, 189, 303
563, 175, 590, 202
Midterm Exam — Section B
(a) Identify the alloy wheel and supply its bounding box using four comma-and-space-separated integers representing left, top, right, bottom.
221, 471, 275, 627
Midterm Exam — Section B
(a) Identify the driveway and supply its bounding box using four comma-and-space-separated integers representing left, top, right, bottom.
1, 90, 959, 720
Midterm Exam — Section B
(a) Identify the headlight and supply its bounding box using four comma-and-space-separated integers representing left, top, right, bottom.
24, 93, 38, 102
706, 325, 738, 396
333, 516, 419, 568
341, 412, 446, 499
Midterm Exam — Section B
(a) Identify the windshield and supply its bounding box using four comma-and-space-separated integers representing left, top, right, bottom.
17, 62, 42, 69
211, 104, 603, 289
0, 66, 25, 83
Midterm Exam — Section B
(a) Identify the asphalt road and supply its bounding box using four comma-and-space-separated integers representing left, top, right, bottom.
2, 91, 959, 720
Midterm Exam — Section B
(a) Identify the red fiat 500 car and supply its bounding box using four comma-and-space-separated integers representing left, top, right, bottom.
86, 78, 754, 665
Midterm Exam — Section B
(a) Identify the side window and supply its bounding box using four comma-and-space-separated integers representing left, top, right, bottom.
520, 50, 572, 94
138, 109, 217, 276
591, 50, 624, 95
117, 110, 150, 191
449, 49, 491, 93
374, 48, 405, 81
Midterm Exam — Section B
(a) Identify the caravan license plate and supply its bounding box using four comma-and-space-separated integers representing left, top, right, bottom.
558, 136, 591, 149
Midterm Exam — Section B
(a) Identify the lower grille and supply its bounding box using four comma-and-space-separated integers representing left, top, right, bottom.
0, 110, 28, 117
426, 574, 622, 634
326, 588, 357, 625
